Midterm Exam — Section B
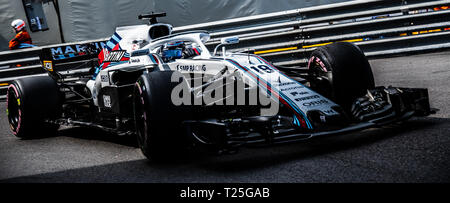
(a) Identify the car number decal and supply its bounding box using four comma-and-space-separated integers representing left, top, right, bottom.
227, 55, 340, 129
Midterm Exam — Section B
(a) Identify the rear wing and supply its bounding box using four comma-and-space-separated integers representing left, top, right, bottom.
39, 41, 106, 80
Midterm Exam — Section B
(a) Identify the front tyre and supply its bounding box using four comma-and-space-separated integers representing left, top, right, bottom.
307, 42, 375, 112
133, 71, 191, 161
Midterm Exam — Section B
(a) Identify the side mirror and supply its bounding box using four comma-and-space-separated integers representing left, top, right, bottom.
220, 36, 239, 45
214, 36, 239, 56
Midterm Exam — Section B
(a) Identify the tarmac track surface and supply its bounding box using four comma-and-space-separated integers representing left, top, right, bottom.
0, 51, 449, 183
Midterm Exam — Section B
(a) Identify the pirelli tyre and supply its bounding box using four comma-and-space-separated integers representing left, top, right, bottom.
133, 71, 191, 161
307, 42, 375, 112
6, 76, 61, 139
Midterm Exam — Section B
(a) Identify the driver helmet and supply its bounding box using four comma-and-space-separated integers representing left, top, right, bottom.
162, 41, 184, 61
11, 19, 26, 33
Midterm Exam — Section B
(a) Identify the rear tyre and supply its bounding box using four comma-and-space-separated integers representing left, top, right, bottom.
6, 76, 61, 139
133, 71, 190, 162
307, 42, 375, 112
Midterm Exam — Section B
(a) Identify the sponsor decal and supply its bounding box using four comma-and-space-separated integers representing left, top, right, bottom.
130, 58, 141, 63
103, 50, 127, 62
278, 82, 296, 87
50, 42, 106, 57
303, 99, 329, 107
43, 60, 53, 72
289, 91, 309, 97
280, 86, 304, 92
100, 75, 109, 83
177, 64, 207, 72
294, 95, 320, 102
103, 95, 111, 108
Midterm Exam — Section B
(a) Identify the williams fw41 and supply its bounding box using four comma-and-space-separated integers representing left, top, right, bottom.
6, 13, 434, 161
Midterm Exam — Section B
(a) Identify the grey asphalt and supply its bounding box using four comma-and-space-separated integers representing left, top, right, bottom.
0, 51, 449, 183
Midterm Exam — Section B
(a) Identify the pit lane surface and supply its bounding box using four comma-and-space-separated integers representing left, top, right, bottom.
0, 51, 449, 183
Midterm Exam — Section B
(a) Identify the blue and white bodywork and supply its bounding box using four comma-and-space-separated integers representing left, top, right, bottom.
92, 30, 342, 130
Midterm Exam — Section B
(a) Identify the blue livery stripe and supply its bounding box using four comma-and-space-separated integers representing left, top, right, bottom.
111, 33, 121, 42
113, 32, 122, 41
226, 59, 313, 129
149, 55, 156, 63
109, 37, 119, 46
106, 41, 116, 50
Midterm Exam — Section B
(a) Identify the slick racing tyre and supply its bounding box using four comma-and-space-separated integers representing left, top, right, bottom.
307, 42, 375, 112
133, 71, 191, 161
6, 76, 61, 139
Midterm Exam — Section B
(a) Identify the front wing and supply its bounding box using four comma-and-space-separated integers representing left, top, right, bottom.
184, 86, 433, 149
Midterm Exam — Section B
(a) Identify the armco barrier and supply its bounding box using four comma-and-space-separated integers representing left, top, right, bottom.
0, 0, 449, 99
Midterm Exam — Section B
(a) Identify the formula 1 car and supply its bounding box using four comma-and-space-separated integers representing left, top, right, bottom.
6, 13, 433, 161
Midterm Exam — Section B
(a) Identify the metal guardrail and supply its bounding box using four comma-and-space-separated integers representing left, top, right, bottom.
0, 0, 449, 99
173, 0, 450, 68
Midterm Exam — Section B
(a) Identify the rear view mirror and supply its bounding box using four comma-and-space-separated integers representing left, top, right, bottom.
214, 36, 240, 56
220, 36, 239, 45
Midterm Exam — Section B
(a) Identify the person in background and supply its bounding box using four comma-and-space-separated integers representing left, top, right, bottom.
9, 19, 35, 50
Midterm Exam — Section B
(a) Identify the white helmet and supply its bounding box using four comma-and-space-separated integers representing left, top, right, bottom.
11, 19, 26, 32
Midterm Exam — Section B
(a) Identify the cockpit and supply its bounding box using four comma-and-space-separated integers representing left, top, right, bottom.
142, 31, 212, 60
159, 40, 203, 62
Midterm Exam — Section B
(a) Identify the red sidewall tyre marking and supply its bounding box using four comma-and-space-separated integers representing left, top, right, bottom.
6, 84, 22, 135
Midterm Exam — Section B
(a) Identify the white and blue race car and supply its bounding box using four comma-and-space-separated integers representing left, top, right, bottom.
6, 13, 433, 161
